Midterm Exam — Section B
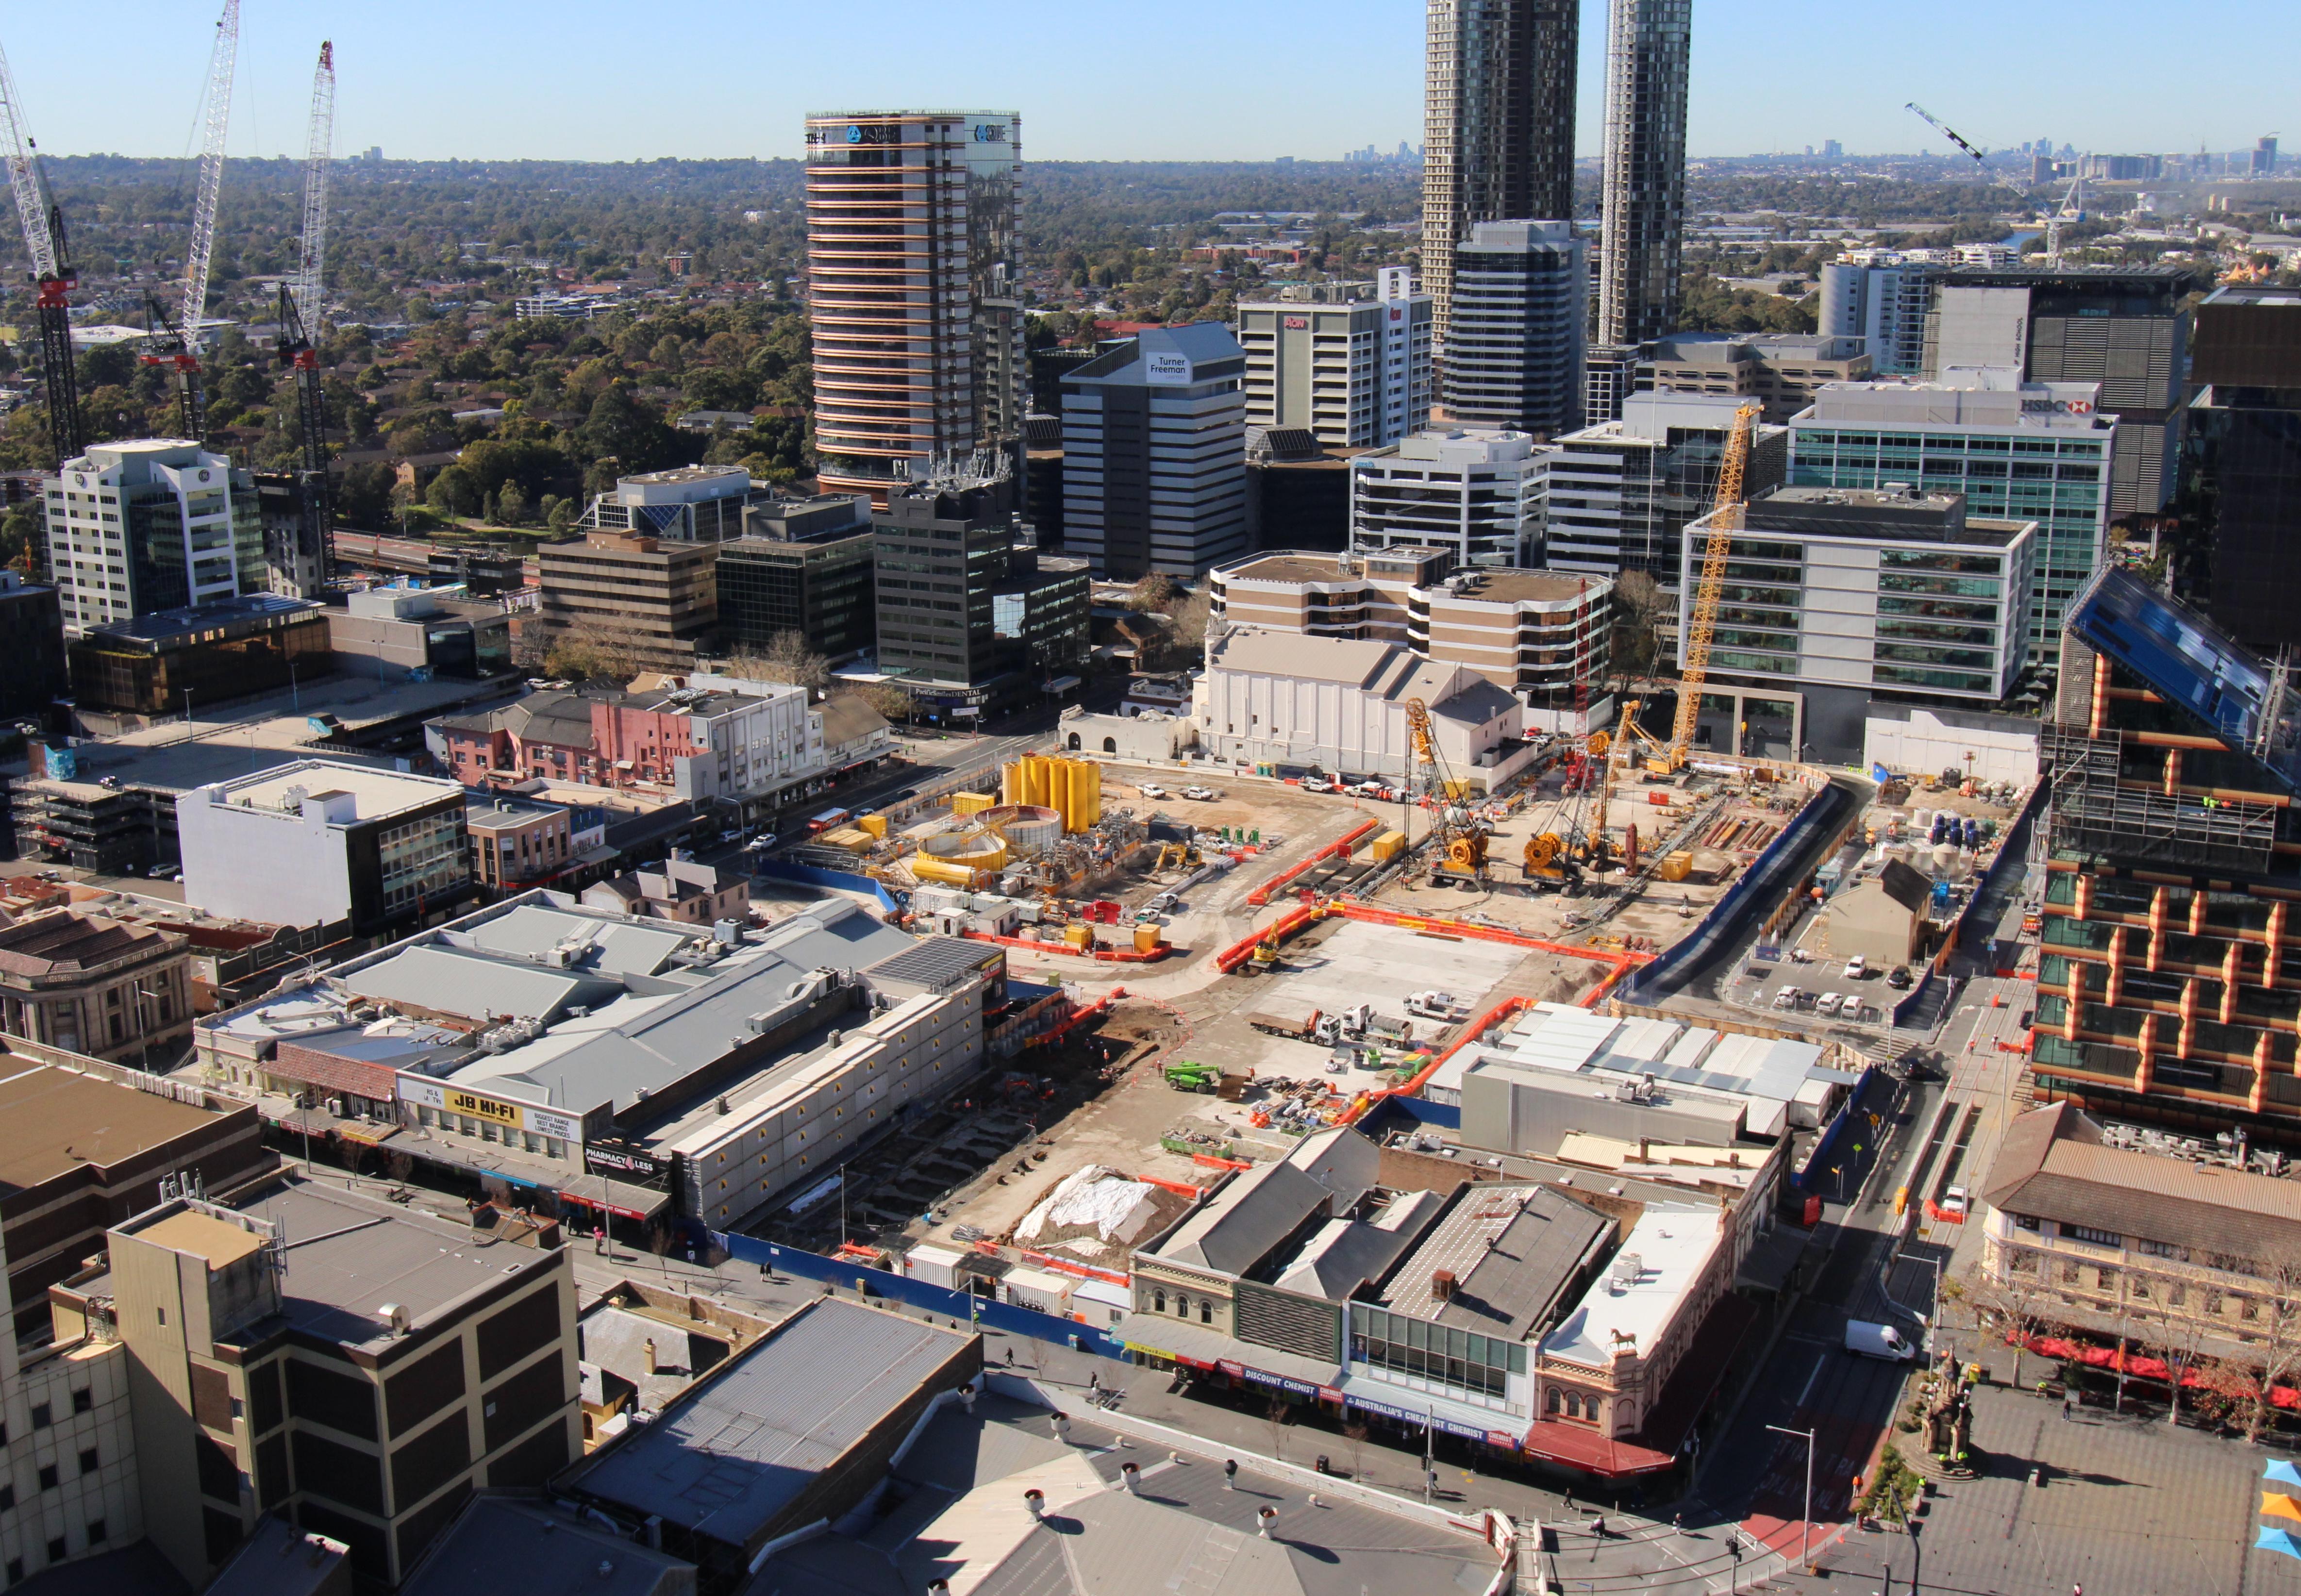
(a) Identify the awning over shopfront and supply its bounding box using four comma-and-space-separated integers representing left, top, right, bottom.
1524, 1291, 1764, 1477
1112, 1313, 1340, 1394
1332, 1376, 1526, 1447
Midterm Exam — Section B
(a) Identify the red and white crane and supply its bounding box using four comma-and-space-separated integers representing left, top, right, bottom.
0, 40, 83, 468
147, 0, 240, 443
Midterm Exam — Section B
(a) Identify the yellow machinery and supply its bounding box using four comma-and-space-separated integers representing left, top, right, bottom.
1523, 831, 1571, 881
1251, 931, 1282, 968
1406, 697, 1487, 877
1651, 401, 1760, 776
1152, 840, 1200, 874
1585, 697, 1643, 869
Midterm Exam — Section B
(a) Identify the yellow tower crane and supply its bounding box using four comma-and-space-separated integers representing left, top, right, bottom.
1651, 402, 1761, 776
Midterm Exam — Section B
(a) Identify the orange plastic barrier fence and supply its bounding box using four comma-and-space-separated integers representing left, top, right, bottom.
1246, 820, 1381, 906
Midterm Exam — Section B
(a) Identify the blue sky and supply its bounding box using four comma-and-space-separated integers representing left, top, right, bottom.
12, 0, 2292, 165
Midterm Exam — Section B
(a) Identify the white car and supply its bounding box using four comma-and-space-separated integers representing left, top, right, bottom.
1773, 986, 1801, 1011
1843, 955, 1867, 981
1817, 992, 1845, 1017
1939, 1185, 1970, 1218
1137, 782, 1169, 799
1181, 785, 1219, 801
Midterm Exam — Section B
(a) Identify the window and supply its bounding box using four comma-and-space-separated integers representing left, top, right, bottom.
1201, 1300, 1213, 1324
2067, 1224, 2122, 1247
36, 1466, 55, 1493
83, 1520, 104, 1546
70, 1389, 90, 1415
0, 1482, 13, 1510
77, 1450, 97, 1477
1153, 1289, 1166, 1313
1175, 1294, 1190, 1319
43, 1539, 62, 1566
2013, 1214, 2041, 1232
30, 1405, 49, 1430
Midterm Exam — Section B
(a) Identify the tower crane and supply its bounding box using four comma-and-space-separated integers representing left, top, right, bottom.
0, 43, 83, 468
2044, 175, 2088, 266
275, 42, 336, 590
1651, 402, 1759, 776
144, 0, 240, 443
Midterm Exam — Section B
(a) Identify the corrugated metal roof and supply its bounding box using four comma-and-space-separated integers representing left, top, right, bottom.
340, 944, 616, 1024
573, 1297, 970, 1547
1155, 1160, 1331, 1277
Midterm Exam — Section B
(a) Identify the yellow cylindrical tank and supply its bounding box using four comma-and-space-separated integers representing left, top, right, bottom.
1370, 830, 1407, 863
1071, 759, 1100, 829
1134, 924, 1164, 953
910, 856, 986, 887
856, 814, 888, 838
919, 827, 1008, 873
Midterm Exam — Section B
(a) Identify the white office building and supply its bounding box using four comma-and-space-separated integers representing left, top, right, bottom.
577, 464, 759, 543
1787, 375, 2116, 662
1349, 429, 1541, 567
1538, 393, 1789, 580
1061, 323, 1249, 577
1679, 486, 2038, 758
1442, 220, 1586, 438
1816, 249, 1950, 376
43, 440, 264, 635
1236, 268, 1433, 449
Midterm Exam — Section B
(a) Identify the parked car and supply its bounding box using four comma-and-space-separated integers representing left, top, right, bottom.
1137, 782, 1169, 798
1181, 785, 1220, 801
1817, 992, 1845, 1017
1843, 955, 1867, 981
1773, 986, 1801, 1011
1886, 965, 1914, 989
1939, 1185, 1970, 1218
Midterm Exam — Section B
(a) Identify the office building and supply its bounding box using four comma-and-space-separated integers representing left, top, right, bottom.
1640, 332, 1871, 423
1922, 265, 2197, 517
1421, 0, 1579, 353
805, 111, 1023, 503
533, 532, 720, 674
1541, 393, 1790, 580
1210, 547, 1612, 726
1788, 375, 2117, 662
1195, 629, 1536, 790
0, 1062, 271, 1334
324, 583, 512, 682
177, 761, 472, 936
576, 465, 760, 544
1817, 250, 1947, 377
42, 440, 264, 635
1236, 269, 1433, 448
1595, 0, 1692, 347
1582, 340, 1649, 425
1679, 486, 2039, 761
463, 797, 577, 897
2029, 568, 2301, 1144
1243, 428, 1361, 553
872, 469, 1087, 720
66, 594, 331, 718
2254, 136, 2281, 176
1350, 429, 1542, 567
250, 469, 327, 601
0, 570, 66, 718
0, 907, 194, 1067
56, 1178, 577, 1587
1442, 221, 1586, 437
716, 495, 879, 664
2187, 286, 2301, 650
1060, 324, 1249, 578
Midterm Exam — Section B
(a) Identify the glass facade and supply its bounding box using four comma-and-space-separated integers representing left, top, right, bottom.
1348, 1302, 1526, 1411
1791, 424, 2107, 662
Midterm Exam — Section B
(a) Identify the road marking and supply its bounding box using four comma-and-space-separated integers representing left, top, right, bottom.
1796, 1353, 1826, 1408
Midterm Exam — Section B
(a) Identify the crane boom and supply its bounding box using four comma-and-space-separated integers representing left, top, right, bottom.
178, 0, 239, 356
0, 40, 83, 467
1661, 402, 1759, 771
1905, 102, 1988, 166
292, 41, 334, 335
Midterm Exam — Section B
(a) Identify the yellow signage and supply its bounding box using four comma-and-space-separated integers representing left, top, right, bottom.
446, 1089, 523, 1128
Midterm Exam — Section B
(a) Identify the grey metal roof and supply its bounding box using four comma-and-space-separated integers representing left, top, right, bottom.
573, 1298, 971, 1547
1376, 1183, 1615, 1340
460, 903, 695, 978
977, 1490, 1304, 1596
863, 935, 999, 994
1153, 1160, 1331, 1278
400, 1496, 693, 1596
340, 943, 619, 1024
1267, 1195, 1440, 1300
756, 899, 915, 970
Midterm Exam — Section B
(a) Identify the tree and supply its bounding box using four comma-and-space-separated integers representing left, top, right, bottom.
1612, 569, 1670, 675
854, 681, 914, 725
497, 481, 530, 526
0, 500, 36, 572
539, 620, 650, 683
1963, 1257, 2051, 1389
2145, 1305, 2216, 1428
729, 630, 829, 692
2241, 1259, 2301, 1442
427, 465, 478, 518
1128, 572, 1179, 613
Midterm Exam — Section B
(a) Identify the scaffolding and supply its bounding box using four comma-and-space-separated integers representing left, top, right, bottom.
2042, 725, 2277, 874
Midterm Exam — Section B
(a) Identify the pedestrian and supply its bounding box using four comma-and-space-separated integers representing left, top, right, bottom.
1672, 1511, 1683, 1533
1591, 1516, 1606, 1540
1563, 1488, 1574, 1512
1088, 1369, 1100, 1394
1005, 1346, 1015, 1366
2061, 1393, 2071, 1421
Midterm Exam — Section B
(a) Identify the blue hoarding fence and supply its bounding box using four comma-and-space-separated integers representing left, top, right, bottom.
1794, 1062, 1881, 1194
750, 858, 903, 914
711, 1230, 1133, 1360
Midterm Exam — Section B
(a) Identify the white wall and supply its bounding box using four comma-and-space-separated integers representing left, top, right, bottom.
176, 789, 354, 928
1865, 708, 2040, 785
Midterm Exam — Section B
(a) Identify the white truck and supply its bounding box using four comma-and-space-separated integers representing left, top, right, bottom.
1843, 1319, 1918, 1362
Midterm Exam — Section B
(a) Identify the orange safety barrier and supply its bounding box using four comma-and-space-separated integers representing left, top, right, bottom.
1214, 900, 1327, 972
1136, 1172, 1210, 1199
1191, 1151, 1255, 1172
1011, 1247, 1131, 1287
960, 929, 1176, 963
1324, 896, 1656, 968
1247, 819, 1381, 906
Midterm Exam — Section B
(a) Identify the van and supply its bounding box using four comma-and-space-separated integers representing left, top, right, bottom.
1845, 1320, 1918, 1361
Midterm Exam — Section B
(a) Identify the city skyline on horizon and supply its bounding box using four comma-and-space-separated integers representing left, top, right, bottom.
1, 0, 2287, 170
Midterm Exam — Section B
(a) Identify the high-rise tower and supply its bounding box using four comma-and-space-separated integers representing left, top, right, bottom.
1596, 0, 1690, 347
1421, 0, 1579, 354
804, 111, 1023, 505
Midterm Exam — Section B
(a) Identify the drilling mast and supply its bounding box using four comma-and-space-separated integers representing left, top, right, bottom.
276, 42, 336, 590
0, 42, 83, 467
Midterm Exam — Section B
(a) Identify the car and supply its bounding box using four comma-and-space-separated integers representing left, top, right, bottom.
1181, 785, 1219, 801
1843, 955, 1867, 980
1136, 782, 1169, 799
1939, 1185, 1970, 1218
1886, 965, 1914, 989
1773, 986, 1801, 1011
744, 832, 780, 852
147, 863, 177, 879
1816, 992, 1845, 1017
718, 828, 742, 844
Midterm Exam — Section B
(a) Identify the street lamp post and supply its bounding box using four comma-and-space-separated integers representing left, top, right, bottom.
1767, 1422, 1817, 1573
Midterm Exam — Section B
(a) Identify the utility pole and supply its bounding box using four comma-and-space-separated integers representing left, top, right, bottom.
1767, 1423, 1816, 1572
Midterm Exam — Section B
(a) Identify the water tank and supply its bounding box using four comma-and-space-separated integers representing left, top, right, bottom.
1932, 842, 1969, 881
981, 803, 1063, 858
919, 826, 1008, 873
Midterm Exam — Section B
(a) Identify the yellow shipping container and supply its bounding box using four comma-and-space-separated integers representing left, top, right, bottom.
856, 814, 889, 838
1657, 850, 1694, 882
1370, 830, 1407, 863
1064, 923, 1094, 949
950, 792, 996, 819
1134, 923, 1164, 953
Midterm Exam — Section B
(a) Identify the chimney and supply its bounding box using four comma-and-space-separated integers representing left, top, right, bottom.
642, 1337, 657, 1375
1432, 1269, 1458, 1301
1637, 1137, 1651, 1164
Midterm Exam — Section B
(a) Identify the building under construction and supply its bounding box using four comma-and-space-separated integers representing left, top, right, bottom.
2034, 566, 2301, 1146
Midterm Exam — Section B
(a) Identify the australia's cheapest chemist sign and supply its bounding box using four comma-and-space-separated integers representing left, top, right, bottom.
398, 1076, 582, 1147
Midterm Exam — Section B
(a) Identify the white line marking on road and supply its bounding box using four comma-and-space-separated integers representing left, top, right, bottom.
1796, 1353, 1826, 1408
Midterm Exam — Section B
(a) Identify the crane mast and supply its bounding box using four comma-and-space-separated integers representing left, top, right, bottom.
151, 0, 239, 443
1657, 402, 1759, 774
0, 42, 83, 468
276, 41, 336, 591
